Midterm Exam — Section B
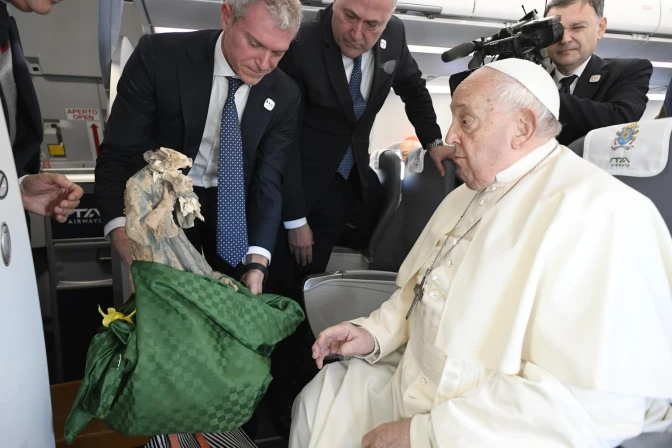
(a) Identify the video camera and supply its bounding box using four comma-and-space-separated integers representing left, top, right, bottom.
443, 9, 564, 93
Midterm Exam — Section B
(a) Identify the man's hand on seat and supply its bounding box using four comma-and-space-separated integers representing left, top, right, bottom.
288, 223, 314, 266
21, 173, 83, 222
428, 144, 455, 177
361, 419, 411, 448
312, 322, 375, 369
110, 227, 135, 293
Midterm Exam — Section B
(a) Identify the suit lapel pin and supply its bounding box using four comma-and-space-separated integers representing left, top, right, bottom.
589, 75, 601, 83
264, 98, 275, 111
380, 39, 387, 49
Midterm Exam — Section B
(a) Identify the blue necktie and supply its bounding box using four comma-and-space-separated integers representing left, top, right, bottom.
216, 76, 248, 266
337, 55, 367, 179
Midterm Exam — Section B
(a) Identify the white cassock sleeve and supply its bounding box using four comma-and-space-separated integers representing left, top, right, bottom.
409, 362, 670, 448
351, 288, 411, 362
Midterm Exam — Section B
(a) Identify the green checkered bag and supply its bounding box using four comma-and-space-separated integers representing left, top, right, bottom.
64, 261, 304, 442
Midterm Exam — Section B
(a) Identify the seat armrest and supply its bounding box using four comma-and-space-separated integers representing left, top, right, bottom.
302, 270, 398, 338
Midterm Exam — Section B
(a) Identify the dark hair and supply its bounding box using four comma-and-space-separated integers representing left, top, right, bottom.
544, 0, 604, 18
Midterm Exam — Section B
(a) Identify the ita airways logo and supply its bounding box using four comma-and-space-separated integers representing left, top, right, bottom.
610, 157, 630, 168
612, 123, 640, 151
68, 208, 102, 225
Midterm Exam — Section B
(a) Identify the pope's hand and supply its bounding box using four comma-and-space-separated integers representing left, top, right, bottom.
312, 322, 375, 369
361, 419, 412, 448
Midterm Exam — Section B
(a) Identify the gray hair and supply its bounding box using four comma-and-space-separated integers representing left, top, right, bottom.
226, 0, 302, 31
489, 71, 563, 139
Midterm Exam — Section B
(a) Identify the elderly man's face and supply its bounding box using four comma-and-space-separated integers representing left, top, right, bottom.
332, 0, 394, 59
220, 2, 295, 85
445, 70, 522, 190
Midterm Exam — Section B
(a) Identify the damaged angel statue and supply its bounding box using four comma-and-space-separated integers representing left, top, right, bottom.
124, 147, 237, 290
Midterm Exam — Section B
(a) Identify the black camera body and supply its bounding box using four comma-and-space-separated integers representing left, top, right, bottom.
444, 10, 564, 93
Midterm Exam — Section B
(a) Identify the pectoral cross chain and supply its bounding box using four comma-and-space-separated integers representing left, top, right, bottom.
403, 143, 559, 321
406, 276, 427, 320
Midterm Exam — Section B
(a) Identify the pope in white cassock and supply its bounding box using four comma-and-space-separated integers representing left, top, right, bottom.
288, 58, 672, 448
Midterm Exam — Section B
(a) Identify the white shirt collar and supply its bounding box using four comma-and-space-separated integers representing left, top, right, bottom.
214, 33, 241, 79
494, 138, 559, 184
553, 55, 592, 84
342, 49, 373, 62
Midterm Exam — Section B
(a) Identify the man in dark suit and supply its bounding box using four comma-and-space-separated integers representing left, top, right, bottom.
95, 0, 302, 297
545, 0, 653, 145
263, 0, 451, 435
267, 0, 449, 297
0, 0, 83, 221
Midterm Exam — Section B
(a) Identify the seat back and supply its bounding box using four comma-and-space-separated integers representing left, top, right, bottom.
370, 150, 458, 271
568, 119, 672, 230
368, 150, 402, 256
324, 150, 401, 272
303, 270, 398, 338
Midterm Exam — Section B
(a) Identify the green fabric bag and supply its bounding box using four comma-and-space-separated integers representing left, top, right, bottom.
64, 261, 304, 443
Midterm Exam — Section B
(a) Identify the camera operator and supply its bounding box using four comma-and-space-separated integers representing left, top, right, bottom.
545, 0, 652, 145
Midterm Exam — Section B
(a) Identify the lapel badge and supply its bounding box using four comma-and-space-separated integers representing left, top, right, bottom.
589, 75, 601, 83
380, 39, 387, 49
264, 98, 275, 111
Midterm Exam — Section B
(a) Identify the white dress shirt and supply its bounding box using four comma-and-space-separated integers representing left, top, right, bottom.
105, 33, 270, 263
553, 55, 592, 95
284, 49, 375, 230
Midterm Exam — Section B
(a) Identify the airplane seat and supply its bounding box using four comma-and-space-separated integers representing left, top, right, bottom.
325, 149, 402, 272
303, 149, 458, 338
569, 119, 672, 448
370, 149, 458, 271
368, 150, 404, 263
568, 118, 672, 230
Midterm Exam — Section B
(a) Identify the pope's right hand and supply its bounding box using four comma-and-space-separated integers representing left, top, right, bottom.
312, 322, 375, 369
110, 227, 135, 293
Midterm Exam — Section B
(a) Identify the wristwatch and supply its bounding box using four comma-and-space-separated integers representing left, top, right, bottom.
243, 262, 268, 282
425, 139, 444, 151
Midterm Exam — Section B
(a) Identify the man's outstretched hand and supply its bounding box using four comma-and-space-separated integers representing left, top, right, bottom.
311, 322, 375, 369
21, 173, 83, 223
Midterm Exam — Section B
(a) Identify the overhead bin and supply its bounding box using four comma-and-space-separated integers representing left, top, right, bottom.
471, 0, 547, 22
143, 0, 221, 30
314, 0, 475, 17
603, 0, 658, 34
394, 1, 474, 17
656, 0, 672, 36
